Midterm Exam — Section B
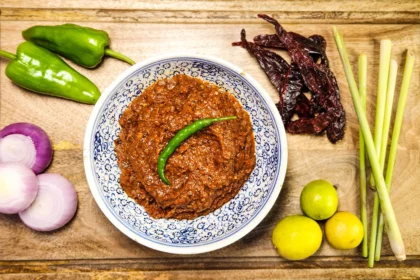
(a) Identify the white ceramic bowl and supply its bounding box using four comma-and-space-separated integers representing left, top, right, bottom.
84, 53, 287, 254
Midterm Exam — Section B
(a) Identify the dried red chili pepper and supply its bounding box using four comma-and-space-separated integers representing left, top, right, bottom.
280, 63, 304, 122
294, 93, 313, 119
253, 34, 286, 48
232, 15, 345, 143
254, 34, 326, 51
254, 34, 328, 66
307, 35, 327, 52
287, 112, 333, 135
258, 14, 345, 143
234, 30, 316, 125
234, 31, 316, 127
233, 30, 290, 120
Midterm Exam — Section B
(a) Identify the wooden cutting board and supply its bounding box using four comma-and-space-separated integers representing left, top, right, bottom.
0, 1, 419, 279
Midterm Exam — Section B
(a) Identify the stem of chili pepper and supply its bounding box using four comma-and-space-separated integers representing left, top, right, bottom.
358, 54, 368, 258
157, 116, 237, 185
105, 49, 136, 66
0, 50, 17, 60
375, 52, 415, 261
333, 27, 405, 263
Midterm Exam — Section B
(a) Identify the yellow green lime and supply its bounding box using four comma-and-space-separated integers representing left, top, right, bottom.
272, 215, 322, 260
300, 179, 338, 220
325, 211, 364, 250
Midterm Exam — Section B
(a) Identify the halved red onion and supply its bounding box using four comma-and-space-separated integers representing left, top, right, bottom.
0, 163, 38, 214
0, 123, 53, 174
19, 173, 77, 231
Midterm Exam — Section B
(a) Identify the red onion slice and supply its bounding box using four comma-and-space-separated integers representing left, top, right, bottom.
0, 123, 53, 174
19, 173, 78, 231
0, 163, 38, 214
0, 134, 37, 168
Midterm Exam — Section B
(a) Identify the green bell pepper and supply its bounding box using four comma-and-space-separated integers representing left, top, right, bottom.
0, 41, 101, 104
22, 23, 135, 68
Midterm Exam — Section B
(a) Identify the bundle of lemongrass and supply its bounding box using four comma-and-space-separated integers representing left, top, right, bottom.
333, 27, 415, 267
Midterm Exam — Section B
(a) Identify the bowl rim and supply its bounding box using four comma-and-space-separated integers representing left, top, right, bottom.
83, 52, 288, 254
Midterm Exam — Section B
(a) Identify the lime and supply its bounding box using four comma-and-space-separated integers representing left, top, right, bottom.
272, 215, 322, 260
325, 211, 364, 250
300, 179, 338, 220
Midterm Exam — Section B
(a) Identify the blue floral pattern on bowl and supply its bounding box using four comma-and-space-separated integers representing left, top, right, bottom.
84, 54, 287, 254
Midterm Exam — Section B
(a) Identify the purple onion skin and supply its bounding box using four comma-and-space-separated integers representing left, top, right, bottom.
0, 123, 53, 174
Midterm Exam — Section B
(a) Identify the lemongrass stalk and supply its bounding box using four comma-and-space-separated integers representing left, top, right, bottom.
370, 59, 398, 265
370, 40, 392, 187
379, 60, 398, 178
367, 40, 393, 267
333, 27, 406, 263
368, 193, 380, 267
375, 52, 415, 261
358, 54, 368, 258
368, 58, 398, 266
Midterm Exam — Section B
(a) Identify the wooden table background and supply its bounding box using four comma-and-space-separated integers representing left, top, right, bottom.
1, 1, 419, 279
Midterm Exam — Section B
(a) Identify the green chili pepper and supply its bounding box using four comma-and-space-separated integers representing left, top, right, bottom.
22, 23, 135, 68
158, 116, 237, 185
0, 41, 101, 104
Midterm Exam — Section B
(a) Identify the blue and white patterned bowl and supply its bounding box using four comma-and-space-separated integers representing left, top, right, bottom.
84, 53, 287, 254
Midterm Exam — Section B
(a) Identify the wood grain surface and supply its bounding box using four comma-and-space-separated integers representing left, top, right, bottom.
1, 0, 420, 279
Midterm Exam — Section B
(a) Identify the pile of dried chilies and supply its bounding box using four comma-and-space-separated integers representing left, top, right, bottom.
233, 14, 345, 143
